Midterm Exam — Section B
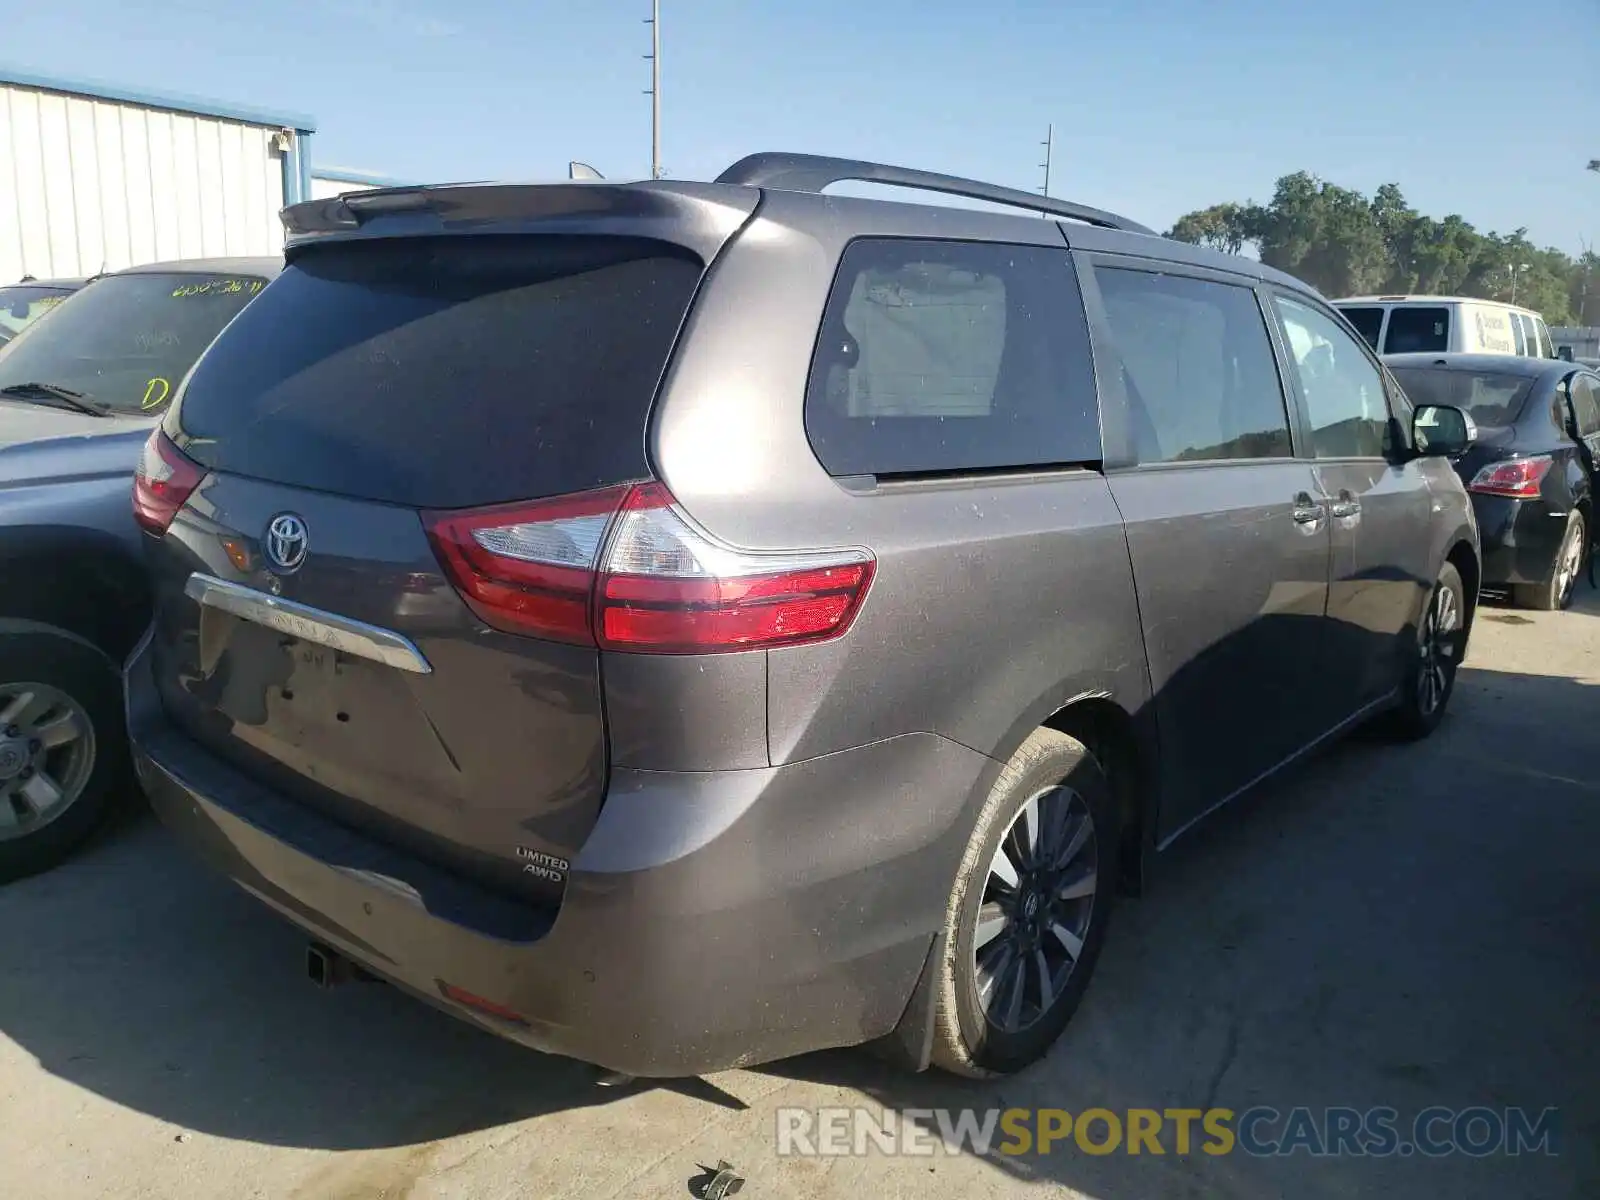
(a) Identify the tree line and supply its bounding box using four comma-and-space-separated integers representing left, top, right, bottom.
1167, 171, 1595, 326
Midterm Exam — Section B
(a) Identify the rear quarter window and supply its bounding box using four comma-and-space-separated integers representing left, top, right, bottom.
169, 236, 703, 509
804, 238, 1100, 477
1384, 306, 1450, 354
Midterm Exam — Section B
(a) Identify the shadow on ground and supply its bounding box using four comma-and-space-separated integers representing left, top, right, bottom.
1, 601, 1597, 1199
763, 653, 1600, 1198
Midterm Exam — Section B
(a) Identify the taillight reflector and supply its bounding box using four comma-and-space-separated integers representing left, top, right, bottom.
423, 481, 874, 652
132, 430, 205, 536
1467, 456, 1552, 499
438, 982, 527, 1024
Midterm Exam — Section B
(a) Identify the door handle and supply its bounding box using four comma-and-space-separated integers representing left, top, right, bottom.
1292, 492, 1324, 526
1329, 489, 1361, 520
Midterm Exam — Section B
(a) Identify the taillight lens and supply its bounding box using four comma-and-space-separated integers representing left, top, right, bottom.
132, 430, 205, 535
424, 481, 875, 653
1467, 456, 1552, 498
597, 482, 874, 652
423, 485, 632, 644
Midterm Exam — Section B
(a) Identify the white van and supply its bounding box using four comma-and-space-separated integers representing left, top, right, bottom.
1332, 295, 1556, 359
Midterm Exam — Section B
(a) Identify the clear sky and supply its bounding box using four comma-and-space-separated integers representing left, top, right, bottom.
6, 0, 1597, 253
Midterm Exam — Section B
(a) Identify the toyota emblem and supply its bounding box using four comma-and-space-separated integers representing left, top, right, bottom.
264, 513, 310, 574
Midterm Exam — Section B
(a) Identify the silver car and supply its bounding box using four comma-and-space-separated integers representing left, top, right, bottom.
126, 155, 1479, 1078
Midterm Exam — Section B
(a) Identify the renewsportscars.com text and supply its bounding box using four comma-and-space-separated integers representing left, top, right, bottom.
775, 1105, 1560, 1158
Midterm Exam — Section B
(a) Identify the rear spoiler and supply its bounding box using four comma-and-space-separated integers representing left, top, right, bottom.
278, 182, 759, 264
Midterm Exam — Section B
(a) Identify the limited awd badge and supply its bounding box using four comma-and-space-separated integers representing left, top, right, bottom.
517, 847, 569, 883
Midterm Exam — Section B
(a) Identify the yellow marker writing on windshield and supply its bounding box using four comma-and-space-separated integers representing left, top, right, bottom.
142, 377, 172, 410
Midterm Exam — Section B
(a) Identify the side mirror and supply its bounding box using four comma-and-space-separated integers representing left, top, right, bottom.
1558, 346, 1574, 362
1412, 404, 1475, 458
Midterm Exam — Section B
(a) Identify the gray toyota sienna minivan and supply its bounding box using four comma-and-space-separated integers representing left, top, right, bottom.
126, 154, 1481, 1079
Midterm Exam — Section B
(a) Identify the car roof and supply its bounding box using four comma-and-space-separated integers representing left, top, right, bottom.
113, 256, 283, 279
5, 277, 86, 289
1337, 295, 1538, 313
1382, 352, 1567, 377
278, 152, 1316, 298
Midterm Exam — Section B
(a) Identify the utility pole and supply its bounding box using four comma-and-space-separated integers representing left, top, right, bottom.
644, 0, 661, 178
1580, 238, 1592, 326
1038, 124, 1053, 214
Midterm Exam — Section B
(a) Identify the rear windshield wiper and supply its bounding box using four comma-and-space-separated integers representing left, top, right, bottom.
0, 382, 110, 416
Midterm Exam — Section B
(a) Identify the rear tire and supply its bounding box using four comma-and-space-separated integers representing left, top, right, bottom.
0, 626, 129, 884
931, 728, 1118, 1078
1380, 562, 1466, 742
1513, 510, 1586, 612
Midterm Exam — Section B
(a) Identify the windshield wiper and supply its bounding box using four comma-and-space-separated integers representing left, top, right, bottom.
0, 382, 110, 416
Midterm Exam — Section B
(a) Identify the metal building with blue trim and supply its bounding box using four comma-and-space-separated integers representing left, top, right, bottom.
0, 66, 405, 282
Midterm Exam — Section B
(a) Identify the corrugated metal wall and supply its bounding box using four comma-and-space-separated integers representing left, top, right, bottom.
0, 81, 289, 282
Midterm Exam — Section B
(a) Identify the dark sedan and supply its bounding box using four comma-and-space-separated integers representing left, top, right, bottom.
1387, 353, 1598, 609
0, 277, 86, 345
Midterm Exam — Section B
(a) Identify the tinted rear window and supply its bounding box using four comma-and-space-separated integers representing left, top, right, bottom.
1097, 268, 1291, 463
171, 236, 702, 509
804, 238, 1100, 477
1337, 305, 1384, 350
1384, 307, 1450, 353
0, 284, 75, 342
1388, 366, 1534, 427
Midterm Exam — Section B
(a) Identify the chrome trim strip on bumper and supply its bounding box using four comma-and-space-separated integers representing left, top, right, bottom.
183, 573, 433, 675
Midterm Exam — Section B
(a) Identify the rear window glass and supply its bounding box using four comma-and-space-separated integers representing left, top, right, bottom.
804, 238, 1100, 477
1388, 366, 1534, 427
0, 272, 265, 413
0, 285, 75, 342
1336, 305, 1384, 350
1383, 307, 1450, 354
171, 237, 702, 509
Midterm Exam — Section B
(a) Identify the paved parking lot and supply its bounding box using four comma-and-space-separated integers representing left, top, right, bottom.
3, 591, 1597, 1199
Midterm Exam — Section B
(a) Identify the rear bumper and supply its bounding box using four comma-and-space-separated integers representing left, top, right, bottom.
126, 632, 991, 1077
1471, 494, 1568, 587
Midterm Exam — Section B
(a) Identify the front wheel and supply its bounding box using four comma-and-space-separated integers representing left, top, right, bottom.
1513, 510, 1586, 612
1381, 562, 1467, 742
932, 728, 1118, 1078
0, 626, 129, 883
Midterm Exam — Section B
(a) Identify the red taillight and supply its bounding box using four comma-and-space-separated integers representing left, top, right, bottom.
423, 485, 631, 644
596, 482, 874, 652
132, 430, 205, 536
424, 481, 875, 652
1468, 456, 1552, 499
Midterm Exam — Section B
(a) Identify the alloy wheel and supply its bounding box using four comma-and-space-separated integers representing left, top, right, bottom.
1555, 522, 1585, 609
1416, 583, 1461, 717
972, 784, 1098, 1033
0, 682, 96, 841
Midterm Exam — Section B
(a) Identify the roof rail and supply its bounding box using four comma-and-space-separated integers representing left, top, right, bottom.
715, 152, 1155, 235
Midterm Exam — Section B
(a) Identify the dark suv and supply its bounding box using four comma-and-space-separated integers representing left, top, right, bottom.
126, 154, 1480, 1079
